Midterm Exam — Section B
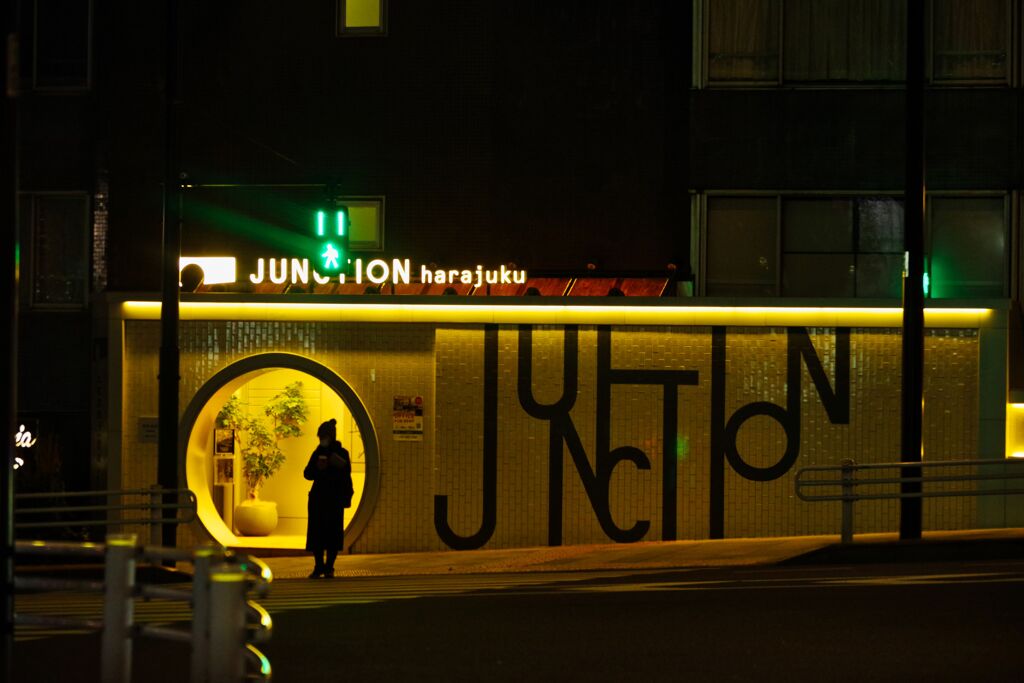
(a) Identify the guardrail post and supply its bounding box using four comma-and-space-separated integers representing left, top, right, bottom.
208, 563, 247, 683
149, 486, 163, 548
101, 534, 137, 683
191, 545, 217, 683
840, 459, 855, 544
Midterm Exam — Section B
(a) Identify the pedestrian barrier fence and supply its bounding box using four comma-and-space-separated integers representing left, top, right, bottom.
795, 458, 1024, 543
14, 487, 197, 545
13, 533, 272, 683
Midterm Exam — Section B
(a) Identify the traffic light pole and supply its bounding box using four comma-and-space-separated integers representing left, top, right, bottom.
1, 3, 18, 676
158, 0, 181, 549
900, 0, 926, 541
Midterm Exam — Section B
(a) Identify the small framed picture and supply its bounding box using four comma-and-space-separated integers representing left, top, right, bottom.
215, 428, 235, 454
214, 458, 234, 485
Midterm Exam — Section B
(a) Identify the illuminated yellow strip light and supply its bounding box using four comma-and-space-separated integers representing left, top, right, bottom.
120, 301, 992, 328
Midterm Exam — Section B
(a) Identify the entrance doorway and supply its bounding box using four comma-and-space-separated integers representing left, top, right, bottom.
182, 354, 379, 551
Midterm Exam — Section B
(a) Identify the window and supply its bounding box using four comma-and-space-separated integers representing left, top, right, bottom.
702, 0, 1012, 86
344, 197, 385, 251
337, 0, 387, 36
931, 0, 1009, 82
30, 193, 90, 308
33, 0, 91, 90
707, 0, 780, 83
781, 198, 904, 297
706, 0, 906, 84
928, 196, 1006, 298
705, 197, 777, 296
783, 0, 906, 82
703, 193, 1007, 299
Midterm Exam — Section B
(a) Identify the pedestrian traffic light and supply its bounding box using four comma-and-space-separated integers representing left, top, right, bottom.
314, 204, 349, 276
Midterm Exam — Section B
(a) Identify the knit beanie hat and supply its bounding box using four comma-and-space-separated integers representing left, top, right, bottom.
316, 418, 337, 439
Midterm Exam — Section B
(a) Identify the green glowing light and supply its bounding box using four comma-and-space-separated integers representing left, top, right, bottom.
923, 272, 930, 296
313, 205, 350, 275
676, 435, 690, 461
321, 242, 342, 272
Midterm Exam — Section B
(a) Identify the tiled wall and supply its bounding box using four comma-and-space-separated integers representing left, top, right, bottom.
120, 321, 982, 552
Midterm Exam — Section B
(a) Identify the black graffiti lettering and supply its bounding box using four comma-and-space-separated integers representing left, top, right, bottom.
517, 325, 578, 418
518, 325, 643, 544
433, 324, 499, 550
723, 401, 799, 481
435, 324, 849, 549
598, 327, 698, 542
788, 326, 850, 424
710, 327, 727, 538
516, 325, 581, 546
710, 326, 851, 537
518, 325, 700, 545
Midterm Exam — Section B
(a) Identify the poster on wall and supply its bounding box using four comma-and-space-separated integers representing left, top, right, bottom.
214, 457, 234, 485
215, 428, 235, 454
392, 395, 424, 442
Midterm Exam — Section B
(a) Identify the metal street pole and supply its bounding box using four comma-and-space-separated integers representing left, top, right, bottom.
158, 0, 181, 549
663, 0, 691, 287
0, 2, 19, 675
900, 0, 926, 540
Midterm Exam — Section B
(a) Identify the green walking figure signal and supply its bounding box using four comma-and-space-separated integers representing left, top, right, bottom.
315, 204, 350, 276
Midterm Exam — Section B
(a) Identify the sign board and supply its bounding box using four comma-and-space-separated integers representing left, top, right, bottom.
392, 395, 424, 442
138, 417, 159, 443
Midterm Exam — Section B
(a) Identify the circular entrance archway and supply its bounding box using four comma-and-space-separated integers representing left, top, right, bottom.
180, 353, 380, 551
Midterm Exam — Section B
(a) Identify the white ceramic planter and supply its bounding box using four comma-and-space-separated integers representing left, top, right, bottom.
234, 499, 278, 536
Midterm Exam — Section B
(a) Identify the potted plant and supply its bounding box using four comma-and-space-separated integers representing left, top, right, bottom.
216, 381, 309, 536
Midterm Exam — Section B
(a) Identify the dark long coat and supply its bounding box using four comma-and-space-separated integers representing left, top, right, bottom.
303, 440, 353, 552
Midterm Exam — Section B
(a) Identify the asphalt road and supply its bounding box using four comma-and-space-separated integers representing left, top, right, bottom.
12, 559, 1024, 682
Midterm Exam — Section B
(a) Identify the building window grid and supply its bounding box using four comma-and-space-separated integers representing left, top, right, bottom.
781, 198, 906, 298
28, 191, 91, 310
697, 0, 1019, 88
698, 191, 1011, 299
32, 0, 93, 91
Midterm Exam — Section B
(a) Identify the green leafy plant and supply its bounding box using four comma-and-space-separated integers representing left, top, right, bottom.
265, 382, 308, 440
216, 382, 309, 499
216, 395, 244, 430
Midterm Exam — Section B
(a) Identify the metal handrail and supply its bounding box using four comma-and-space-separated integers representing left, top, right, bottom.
794, 458, 1024, 543
14, 488, 197, 533
15, 487, 194, 499
13, 536, 272, 683
796, 458, 1024, 472
799, 471, 1024, 488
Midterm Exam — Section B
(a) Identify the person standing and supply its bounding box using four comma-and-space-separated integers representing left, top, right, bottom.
303, 419, 354, 578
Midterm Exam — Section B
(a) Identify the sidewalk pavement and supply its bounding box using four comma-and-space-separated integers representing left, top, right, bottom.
258, 527, 1024, 580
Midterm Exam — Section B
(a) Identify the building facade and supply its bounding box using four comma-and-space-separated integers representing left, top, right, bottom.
13, 1, 1024, 550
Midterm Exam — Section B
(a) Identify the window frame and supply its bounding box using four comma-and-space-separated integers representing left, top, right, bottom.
698, 190, 1011, 300
27, 191, 91, 310
925, 190, 1010, 298
696, 0, 1018, 89
336, 0, 389, 38
341, 195, 386, 252
32, 0, 93, 92
927, 0, 1015, 86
